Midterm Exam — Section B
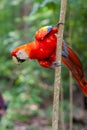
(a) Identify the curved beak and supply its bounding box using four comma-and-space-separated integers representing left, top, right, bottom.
12, 56, 25, 64
12, 56, 19, 64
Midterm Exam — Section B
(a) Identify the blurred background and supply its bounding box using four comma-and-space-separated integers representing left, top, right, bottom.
0, 0, 87, 130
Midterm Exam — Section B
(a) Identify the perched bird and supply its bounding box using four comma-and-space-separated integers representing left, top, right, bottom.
11, 26, 87, 96
0, 93, 8, 119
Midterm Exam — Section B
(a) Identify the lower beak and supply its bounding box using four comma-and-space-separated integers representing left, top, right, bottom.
12, 56, 19, 64
12, 56, 25, 64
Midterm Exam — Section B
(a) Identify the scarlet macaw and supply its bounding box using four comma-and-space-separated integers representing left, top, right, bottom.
11, 26, 87, 96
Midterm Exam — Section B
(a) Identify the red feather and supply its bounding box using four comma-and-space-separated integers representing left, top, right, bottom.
11, 26, 87, 96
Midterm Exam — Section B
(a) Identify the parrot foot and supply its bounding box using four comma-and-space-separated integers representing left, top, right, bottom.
50, 61, 61, 69
56, 22, 64, 27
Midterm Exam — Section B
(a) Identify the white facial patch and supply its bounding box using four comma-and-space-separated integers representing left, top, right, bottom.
16, 50, 28, 60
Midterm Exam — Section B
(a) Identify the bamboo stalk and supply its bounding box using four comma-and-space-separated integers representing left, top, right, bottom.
52, 0, 67, 130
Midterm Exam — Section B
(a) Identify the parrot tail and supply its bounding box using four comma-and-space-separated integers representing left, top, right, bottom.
79, 76, 87, 96
62, 56, 87, 97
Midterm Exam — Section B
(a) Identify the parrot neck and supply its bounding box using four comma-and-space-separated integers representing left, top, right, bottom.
25, 42, 37, 58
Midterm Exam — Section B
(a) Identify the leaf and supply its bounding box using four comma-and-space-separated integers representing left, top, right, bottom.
41, 0, 57, 7
30, 3, 40, 15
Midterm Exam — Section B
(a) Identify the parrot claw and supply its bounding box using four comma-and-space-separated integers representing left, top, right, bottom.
56, 22, 64, 27
50, 61, 61, 69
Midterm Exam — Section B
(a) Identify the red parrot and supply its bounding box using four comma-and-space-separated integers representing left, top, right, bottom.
11, 26, 87, 96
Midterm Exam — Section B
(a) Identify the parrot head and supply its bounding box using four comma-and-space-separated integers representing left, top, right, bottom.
11, 44, 29, 64
11, 26, 58, 64
35, 25, 53, 40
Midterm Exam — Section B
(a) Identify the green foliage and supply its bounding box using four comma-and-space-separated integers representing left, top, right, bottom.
0, 0, 87, 129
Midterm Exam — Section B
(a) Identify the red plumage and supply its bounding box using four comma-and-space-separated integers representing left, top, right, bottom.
11, 26, 87, 96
